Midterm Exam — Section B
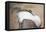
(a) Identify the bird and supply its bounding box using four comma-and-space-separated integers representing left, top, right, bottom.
16, 10, 41, 28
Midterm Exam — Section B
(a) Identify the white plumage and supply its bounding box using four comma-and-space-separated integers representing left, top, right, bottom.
17, 11, 41, 27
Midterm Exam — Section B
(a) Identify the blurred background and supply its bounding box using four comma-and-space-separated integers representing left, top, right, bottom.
9, 3, 44, 29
